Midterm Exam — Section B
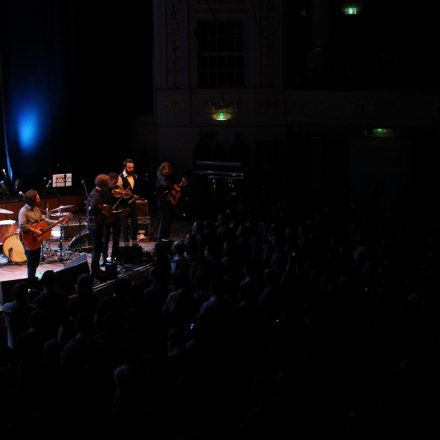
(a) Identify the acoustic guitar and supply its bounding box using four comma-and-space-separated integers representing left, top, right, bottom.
20, 213, 72, 250
167, 178, 188, 205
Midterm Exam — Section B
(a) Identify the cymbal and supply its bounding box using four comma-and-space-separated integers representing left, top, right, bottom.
51, 212, 68, 217
0, 207, 13, 214
50, 205, 75, 212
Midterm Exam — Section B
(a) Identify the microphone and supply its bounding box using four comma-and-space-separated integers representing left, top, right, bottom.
2, 169, 6, 176
18, 191, 25, 198
46, 179, 51, 189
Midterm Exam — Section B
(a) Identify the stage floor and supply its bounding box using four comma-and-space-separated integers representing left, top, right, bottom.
0, 220, 193, 283
0, 239, 156, 282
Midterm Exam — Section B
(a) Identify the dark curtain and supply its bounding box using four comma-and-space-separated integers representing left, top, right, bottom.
0, 0, 153, 192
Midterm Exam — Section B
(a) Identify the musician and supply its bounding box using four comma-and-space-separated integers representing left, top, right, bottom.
18, 190, 56, 281
102, 172, 121, 263
117, 158, 140, 246
156, 162, 176, 241
86, 174, 111, 280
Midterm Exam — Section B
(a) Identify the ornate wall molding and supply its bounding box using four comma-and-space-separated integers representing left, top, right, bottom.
156, 86, 440, 128
255, 96, 282, 112
260, 0, 280, 87
166, 0, 184, 88
194, 0, 249, 13
204, 96, 240, 113
163, 99, 188, 112
286, 90, 440, 127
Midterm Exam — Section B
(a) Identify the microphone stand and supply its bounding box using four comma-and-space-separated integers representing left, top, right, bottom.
81, 178, 89, 197
43, 183, 66, 261
74, 178, 89, 254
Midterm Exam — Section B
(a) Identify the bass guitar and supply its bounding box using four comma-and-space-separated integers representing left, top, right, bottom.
167, 178, 188, 205
20, 213, 72, 250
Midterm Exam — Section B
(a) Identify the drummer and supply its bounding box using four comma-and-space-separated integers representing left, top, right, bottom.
18, 190, 57, 281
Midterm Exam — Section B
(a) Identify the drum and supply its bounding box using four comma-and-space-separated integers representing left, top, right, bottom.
3, 233, 27, 263
0, 220, 16, 243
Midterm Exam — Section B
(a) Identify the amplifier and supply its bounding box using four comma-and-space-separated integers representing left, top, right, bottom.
136, 199, 149, 217
61, 223, 87, 240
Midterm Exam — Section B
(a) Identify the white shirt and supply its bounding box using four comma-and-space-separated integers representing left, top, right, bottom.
117, 170, 135, 190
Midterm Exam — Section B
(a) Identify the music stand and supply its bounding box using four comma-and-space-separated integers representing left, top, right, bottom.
52, 173, 73, 188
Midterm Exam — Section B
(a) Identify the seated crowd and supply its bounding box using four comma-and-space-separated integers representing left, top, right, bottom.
0, 184, 439, 439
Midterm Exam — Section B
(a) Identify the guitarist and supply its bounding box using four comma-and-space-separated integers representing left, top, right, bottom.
86, 174, 111, 280
156, 162, 178, 242
18, 190, 58, 281
117, 158, 140, 247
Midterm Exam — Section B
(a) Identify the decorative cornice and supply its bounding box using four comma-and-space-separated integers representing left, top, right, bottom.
155, 88, 440, 127
163, 99, 188, 112
286, 90, 440, 127
166, 0, 181, 88
204, 96, 240, 113
260, 0, 279, 87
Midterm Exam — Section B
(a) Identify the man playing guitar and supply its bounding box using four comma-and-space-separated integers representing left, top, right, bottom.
117, 158, 141, 247
156, 162, 187, 242
18, 190, 70, 281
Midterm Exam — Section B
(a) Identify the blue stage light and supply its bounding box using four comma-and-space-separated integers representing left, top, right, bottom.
17, 106, 39, 151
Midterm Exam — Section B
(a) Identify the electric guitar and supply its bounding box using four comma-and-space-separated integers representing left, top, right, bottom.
20, 213, 72, 250
167, 178, 188, 205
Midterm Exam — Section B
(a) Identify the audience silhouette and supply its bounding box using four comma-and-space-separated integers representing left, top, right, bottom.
1, 180, 438, 438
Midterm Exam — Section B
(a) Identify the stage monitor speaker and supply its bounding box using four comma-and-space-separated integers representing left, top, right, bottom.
55, 253, 90, 295
118, 245, 143, 263
0, 277, 29, 305
64, 253, 89, 269
104, 262, 118, 279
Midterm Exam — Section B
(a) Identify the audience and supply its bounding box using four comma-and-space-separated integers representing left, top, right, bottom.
1, 181, 438, 438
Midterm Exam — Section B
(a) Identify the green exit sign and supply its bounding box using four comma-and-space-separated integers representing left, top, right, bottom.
343, 6, 359, 15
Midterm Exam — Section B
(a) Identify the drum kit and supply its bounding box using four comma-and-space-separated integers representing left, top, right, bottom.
0, 204, 91, 265
0, 207, 23, 264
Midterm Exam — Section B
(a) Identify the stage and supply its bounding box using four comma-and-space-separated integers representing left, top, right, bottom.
0, 238, 157, 281
0, 235, 156, 303
0, 211, 193, 304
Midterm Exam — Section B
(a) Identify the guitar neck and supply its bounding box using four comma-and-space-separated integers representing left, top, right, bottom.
42, 216, 68, 233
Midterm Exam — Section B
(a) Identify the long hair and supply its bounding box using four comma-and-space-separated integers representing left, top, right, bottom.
156, 162, 172, 177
